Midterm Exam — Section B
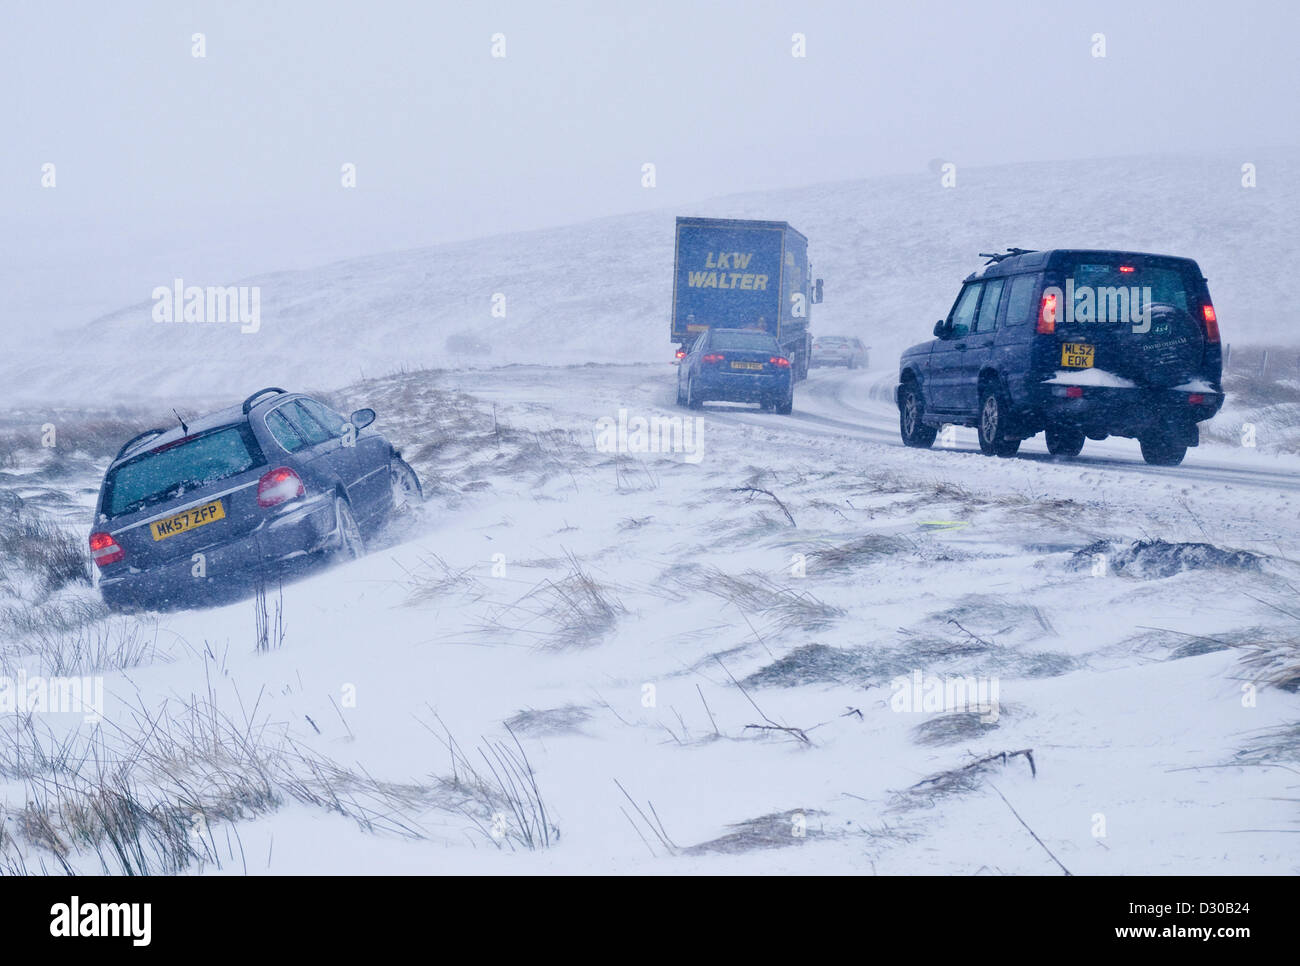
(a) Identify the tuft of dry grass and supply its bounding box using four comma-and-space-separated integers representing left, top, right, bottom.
664, 565, 844, 634
685, 809, 827, 855
400, 552, 483, 605
476, 553, 625, 649
0, 505, 89, 599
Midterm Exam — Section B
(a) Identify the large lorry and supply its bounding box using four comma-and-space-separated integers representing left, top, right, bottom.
670, 217, 823, 380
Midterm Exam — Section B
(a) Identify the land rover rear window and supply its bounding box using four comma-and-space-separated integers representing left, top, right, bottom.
1066, 262, 1193, 316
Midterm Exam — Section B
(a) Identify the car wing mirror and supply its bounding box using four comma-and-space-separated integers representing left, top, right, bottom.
350, 408, 376, 430
933, 320, 946, 338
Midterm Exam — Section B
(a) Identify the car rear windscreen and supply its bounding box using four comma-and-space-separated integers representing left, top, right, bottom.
1063, 260, 1197, 320
104, 425, 263, 517
711, 330, 780, 350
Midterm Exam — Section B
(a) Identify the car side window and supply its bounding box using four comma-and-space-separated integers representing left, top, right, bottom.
298, 398, 348, 438
975, 278, 1005, 334
949, 283, 982, 338
265, 407, 307, 453
1004, 274, 1040, 326
286, 400, 333, 446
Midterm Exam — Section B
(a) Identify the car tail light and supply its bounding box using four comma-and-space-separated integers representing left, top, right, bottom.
770, 356, 791, 368
1038, 293, 1057, 334
674, 348, 686, 360
257, 466, 305, 507
89, 532, 124, 567
1065, 386, 1084, 399
1188, 393, 1206, 405
702, 353, 726, 364
1119, 265, 1135, 273
1201, 303, 1219, 342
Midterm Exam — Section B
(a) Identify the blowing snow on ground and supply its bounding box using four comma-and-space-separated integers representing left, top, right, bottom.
2, 351, 1298, 874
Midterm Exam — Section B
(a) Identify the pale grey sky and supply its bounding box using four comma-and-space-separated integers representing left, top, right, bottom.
2, 0, 1296, 338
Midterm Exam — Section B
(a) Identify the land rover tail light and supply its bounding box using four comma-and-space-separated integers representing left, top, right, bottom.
1038, 293, 1057, 334
1202, 303, 1220, 342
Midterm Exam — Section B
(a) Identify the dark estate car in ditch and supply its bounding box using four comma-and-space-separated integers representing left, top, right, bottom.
89, 388, 422, 611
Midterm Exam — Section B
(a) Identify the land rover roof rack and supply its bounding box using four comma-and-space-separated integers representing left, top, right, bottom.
114, 428, 169, 461
241, 387, 288, 413
978, 248, 1038, 265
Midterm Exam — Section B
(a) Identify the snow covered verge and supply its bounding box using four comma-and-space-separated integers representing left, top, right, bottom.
1, 364, 1297, 874
1201, 346, 1300, 456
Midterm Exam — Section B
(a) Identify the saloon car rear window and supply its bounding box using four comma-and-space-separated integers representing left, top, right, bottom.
711, 330, 780, 350
104, 425, 263, 517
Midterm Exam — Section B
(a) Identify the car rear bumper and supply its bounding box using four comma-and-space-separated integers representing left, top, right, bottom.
98, 494, 338, 610
696, 370, 792, 402
1025, 382, 1224, 439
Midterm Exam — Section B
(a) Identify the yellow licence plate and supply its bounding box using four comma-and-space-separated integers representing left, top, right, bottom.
731, 361, 764, 371
1061, 343, 1094, 368
150, 499, 225, 541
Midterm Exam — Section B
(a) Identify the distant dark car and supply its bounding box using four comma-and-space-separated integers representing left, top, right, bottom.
676, 328, 795, 413
89, 388, 423, 612
812, 336, 869, 369
897, 249, 1224, 465
445, 333, 492, 356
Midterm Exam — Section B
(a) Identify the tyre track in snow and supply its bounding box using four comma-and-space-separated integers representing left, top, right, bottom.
454, 362, 1300, 494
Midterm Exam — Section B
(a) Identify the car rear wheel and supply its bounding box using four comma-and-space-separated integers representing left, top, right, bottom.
686, 376, 703, 410
1045, 424, 1086, 458
1139, 431, 1188, 466
390, 457, 423, 513
899, 383, 938, 448
775, 388, 793, 415
978, 385, 1020, 457
330, 497, 365, 561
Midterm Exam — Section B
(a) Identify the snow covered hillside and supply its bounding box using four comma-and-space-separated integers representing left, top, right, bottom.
7, 154, 1297, 403
2, 364, 1298, 874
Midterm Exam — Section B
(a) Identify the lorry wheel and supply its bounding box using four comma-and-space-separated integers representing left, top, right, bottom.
978, 385, 1020, 457
1045, 425, 1085, 458
1139, 431, 1188, 466
899, 383, 938, 448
